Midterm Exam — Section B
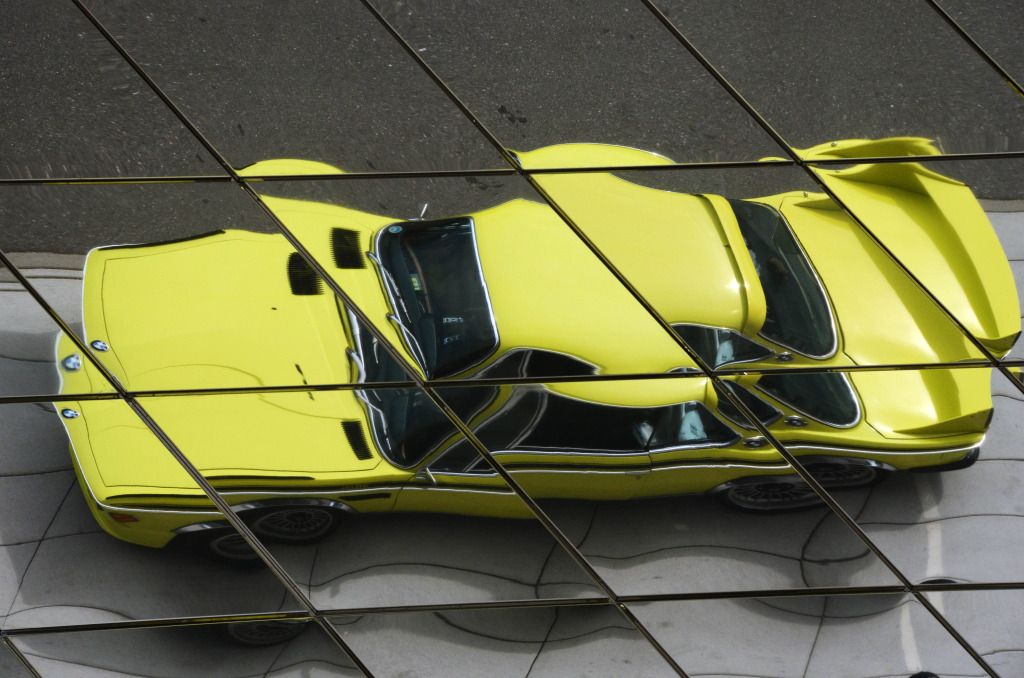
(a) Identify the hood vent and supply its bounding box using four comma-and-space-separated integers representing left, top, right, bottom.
331, 228, 365, 269
287, 253, 324, 295
341, 420, 373, 460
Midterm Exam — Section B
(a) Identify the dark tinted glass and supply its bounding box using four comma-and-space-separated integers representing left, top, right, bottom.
730, 199, 835, 357
758, 372, 859, 427
674, 324, 773, 368
376, 217, 498, 378
716, 381, 781, 428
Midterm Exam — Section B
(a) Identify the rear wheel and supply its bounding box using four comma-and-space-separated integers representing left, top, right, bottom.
724, 477, 823, 511
204, 530, 260, 564
723, 459, 885, 511
225, 620, 310, 646
804, 461, 879, 489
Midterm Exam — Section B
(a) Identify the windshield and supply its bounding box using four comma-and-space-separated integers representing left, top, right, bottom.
729, 199, 835, 357
375, 217, 498, 378
757, 372, 859, 427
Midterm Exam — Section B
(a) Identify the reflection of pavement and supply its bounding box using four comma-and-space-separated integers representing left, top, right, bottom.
633, 594, 989, 677
13, 620, 359, 677
0, 256, 83, 396
334, 606, 676, 678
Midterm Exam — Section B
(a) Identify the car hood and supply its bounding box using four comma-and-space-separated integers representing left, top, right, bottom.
73, 391, 383, 501
83, 230, 355, 391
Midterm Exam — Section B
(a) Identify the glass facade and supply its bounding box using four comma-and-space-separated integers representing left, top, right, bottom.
1, 1, 1021, 676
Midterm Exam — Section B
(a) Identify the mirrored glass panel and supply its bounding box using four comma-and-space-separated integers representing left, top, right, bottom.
537, 162, 988, 369
0, 398, 302, 630
654, 0, 1024, 158
632, 593, 988, 678
434, 377, 901, 595
934, 0, 1024, 86
786, 367, 1024, 586
368, 0, 786, 169
924, 588, 1024, 677
333, 604, 676, 678
253, 174, 700, 381
0, 0, 219, 179
83, 0, 505, 175
139, 387, 603, 608
0, 259, 114, 398
0, 643, 33, 678
8, 619, 362, 677
0, 181, 401, 393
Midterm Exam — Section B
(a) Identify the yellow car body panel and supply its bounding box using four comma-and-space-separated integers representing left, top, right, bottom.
55, 140, 1017, 548
525, 171, 765, 336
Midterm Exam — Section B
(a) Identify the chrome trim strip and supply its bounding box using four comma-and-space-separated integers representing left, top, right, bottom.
399, 485, 515, 496
783, 439, 983, 458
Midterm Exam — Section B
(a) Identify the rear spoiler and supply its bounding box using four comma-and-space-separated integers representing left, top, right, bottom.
814, 159, 1020, 355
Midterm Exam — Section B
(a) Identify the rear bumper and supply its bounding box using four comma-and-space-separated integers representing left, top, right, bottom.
909, 445, 980, 473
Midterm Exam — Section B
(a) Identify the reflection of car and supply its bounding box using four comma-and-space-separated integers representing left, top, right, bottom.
53, 139, 1019, 556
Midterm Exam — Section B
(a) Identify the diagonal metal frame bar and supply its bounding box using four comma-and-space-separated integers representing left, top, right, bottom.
928, 0, 1024, 98
0, 636, 42, 678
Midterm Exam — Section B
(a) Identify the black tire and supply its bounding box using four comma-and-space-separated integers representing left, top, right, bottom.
248, 505, 340, 544
803, 461, 881, 489
225, 620, 310, 646
723, 460, 885, 512
202, 529, 261, 564
723, 477, 824, 511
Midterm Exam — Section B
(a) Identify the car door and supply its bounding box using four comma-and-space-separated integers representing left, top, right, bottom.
397, 384, 655, 509
643, 379, 792, 497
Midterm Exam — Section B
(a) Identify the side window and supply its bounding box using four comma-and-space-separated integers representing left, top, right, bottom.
715, 382, 781, 429
757, 372, 859, 427
673, 324, 773, 368
647, 402, 739, 451
428, 441, 493, 474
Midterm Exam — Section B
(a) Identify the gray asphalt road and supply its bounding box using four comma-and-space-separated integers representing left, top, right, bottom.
1, 1, 1021, 188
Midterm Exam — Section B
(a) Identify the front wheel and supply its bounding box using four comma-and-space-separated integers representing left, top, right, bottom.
203, 529, 261, 564
249, 506, 340, 544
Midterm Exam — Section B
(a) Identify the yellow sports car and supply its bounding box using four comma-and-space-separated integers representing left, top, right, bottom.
53, 140, 1019, 558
